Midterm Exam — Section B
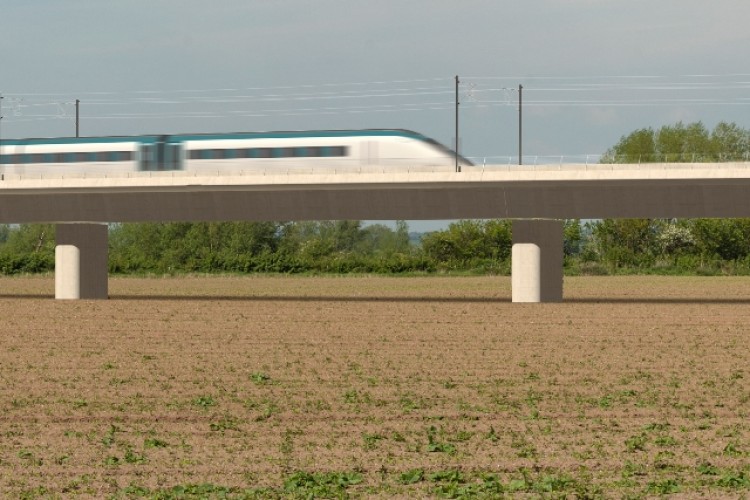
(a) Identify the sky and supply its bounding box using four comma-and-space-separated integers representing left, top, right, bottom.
2, 0, 749, 230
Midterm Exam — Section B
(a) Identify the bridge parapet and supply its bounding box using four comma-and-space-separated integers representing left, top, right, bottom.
2, 161, 750, 182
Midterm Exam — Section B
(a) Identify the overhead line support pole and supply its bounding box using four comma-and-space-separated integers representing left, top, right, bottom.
455, 75, 460, 173
75, 99, 80, 138
518, 84, 523, 166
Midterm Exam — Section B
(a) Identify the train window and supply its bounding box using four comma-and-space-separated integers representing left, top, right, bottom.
121, 151, 133, 161
30, 154, 43, 164
95, 152, 108, 162
189, 149, 247, 160
183, 146, 347, 160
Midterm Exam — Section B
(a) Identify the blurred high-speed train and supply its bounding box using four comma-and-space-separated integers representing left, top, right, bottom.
0, 129, 472, 176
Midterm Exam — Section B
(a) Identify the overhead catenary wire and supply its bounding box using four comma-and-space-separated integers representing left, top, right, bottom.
2, 73, 749, 126
6, 72, 749, 101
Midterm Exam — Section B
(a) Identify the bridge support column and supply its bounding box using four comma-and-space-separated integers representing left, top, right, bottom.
512, 220, 563, 303
55, 223, 108, 300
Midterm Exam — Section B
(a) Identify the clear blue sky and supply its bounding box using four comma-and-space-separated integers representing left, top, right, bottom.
2, 1, 749, 230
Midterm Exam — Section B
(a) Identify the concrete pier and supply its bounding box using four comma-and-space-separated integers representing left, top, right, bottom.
511, 220, 563, 303
55, 223, 109, 300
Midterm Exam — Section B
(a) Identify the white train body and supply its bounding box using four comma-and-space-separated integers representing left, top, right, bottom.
0, 140, 141, 177
0, 129, 472, 177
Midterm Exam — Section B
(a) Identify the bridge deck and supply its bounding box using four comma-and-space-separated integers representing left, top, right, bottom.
2, 163, 750, 223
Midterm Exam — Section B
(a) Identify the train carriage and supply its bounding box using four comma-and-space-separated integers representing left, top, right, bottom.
0, 129, 472, 177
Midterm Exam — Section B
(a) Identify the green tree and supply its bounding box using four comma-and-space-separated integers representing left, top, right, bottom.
603, 127, 656, 163
604, 121, 750, 163
657, 220, 696, 258
357, 221, 410, 257
563, 219, 583, 257
109, 222, 174, 272
711, 122, 750, 161
1, 224, 55, 255
590, 219, 664, 268
331, 220, 364, 253
0, 224, 55, 274
421, 219, 512, 271
656, 122, 712, 162
109, 221, 284, 273
689, 218, 750, 261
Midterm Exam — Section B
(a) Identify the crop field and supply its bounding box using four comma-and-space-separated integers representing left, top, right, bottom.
0, 275, 749, 498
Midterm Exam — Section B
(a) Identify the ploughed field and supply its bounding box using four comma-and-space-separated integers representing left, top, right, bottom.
0, 275, 749, 498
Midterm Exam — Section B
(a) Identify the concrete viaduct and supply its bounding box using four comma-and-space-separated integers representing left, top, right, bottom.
2, 162, 750, 302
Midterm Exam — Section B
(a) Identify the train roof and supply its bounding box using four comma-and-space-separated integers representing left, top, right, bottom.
1, 129, 432, 146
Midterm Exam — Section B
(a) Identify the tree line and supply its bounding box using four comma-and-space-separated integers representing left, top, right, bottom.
603, 120, 750, 163
3, 217, 750, 276
1, 121, 749, 276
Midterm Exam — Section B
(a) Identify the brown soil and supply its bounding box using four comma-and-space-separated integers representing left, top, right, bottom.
0, 275, 748, 497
